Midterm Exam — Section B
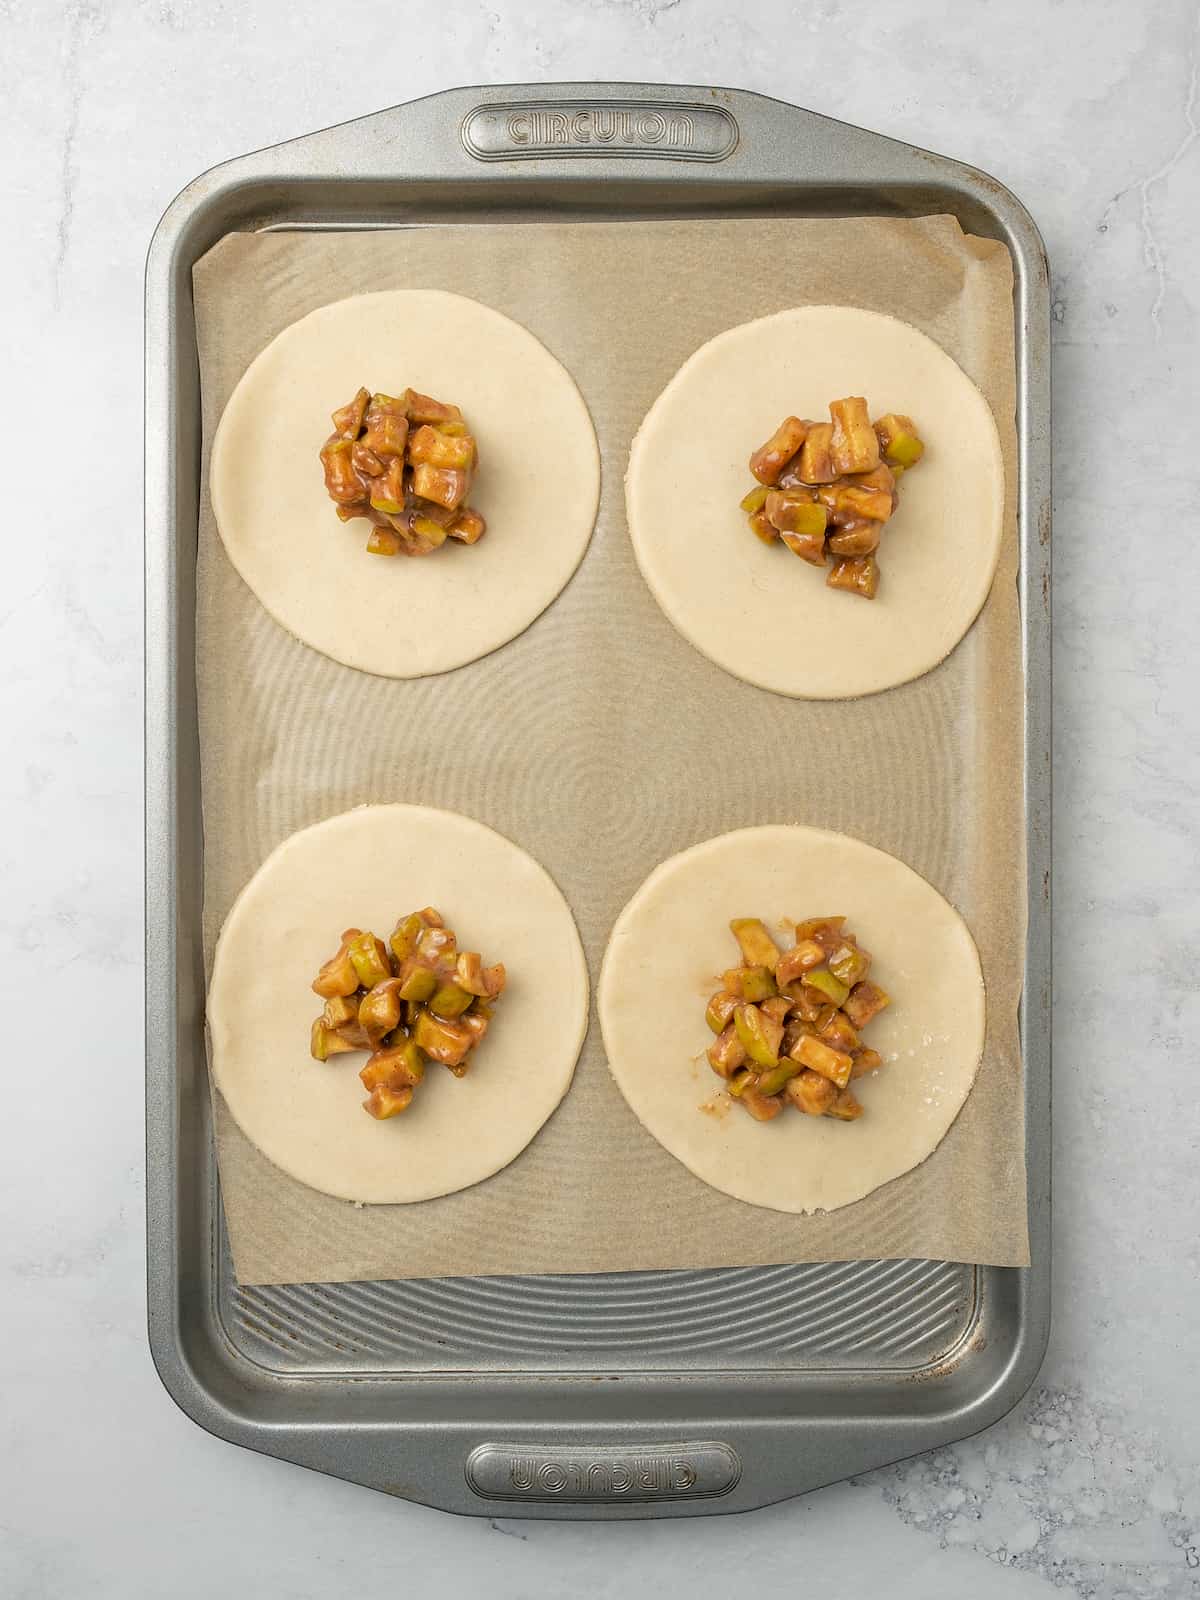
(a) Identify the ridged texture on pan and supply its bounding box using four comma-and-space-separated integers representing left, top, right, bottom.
224, 1258, 976, 1374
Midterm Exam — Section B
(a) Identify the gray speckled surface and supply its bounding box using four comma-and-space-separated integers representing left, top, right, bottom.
3, 1, 1198, 1594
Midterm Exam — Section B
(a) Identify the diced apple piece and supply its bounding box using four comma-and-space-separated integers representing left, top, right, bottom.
456, 951, 506, 998
707, 1023, 748, 1079
412, 1009, 474, 1067
363, 1083, 414, 1119
729, 917, 781, 972
817, 1008, 860, 1055
804, 967, 850, 1007
358, 979, 402, 1048
826, 555, 880, 599
361, 408, 409, 460
360, 1039, 426, 1091
722, 966, 777, 1002
459, 1011, 489, 1048
310, 1019, 359, 1061
785, 984, 825, 1022
775, 940, 826, 987
760, 995, 793, 1026
706, 990, 739, 1034
781, 527, 827, 565
346, 931, 391, 990
312, 937, 360, 999
331, 387, 370, 439
795, 1032, 854, 1089
785, 1069, 838, 1116
765, 491, 826, 538
410, 515, 450, 550
351, 442, 384, 477
733, 1003, 784, 1068
782, 1018, 817, 1057
738, 1085, 785, 1121
827, 521, 881, 557
829, 396, 880, 475
829, 942, 871, 989
850, 1047, 885, 1080
404, 390, 463, 425
874, 413, 924, 468
835, 483, 893, 523
826, 1087, 864, 1121
850, 462, 896, 498
843, 981, 891, 1028
796, 422, 837, 483
408, 423, 476, 472
749, 416, 808, 485
748, 507, 779, 545
322, 994, 358, 1030
448, 508, 487, 544
319, 437, 364, 505
411, 463, 469, 510
366, 526, 403, 556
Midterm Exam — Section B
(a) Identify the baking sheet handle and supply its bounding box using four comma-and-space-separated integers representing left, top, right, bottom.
257, 80, 969, 193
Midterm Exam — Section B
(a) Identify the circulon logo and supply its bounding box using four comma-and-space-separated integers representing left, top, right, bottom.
461, 100, 738, 162
465, 1441, 741, 1503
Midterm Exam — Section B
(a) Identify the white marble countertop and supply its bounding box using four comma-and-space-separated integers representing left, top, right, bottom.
3, 1, 1198, 1594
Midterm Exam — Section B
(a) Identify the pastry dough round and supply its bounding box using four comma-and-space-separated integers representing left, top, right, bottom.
208, 805, 589, 1203
211, 291, 600, 678
598, 825, 985, 1213
625, 306, 1004, 699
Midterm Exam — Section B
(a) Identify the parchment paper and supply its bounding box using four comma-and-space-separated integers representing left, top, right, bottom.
193, 216, 1028, 1285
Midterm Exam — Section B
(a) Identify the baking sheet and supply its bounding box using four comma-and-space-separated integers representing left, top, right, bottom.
193, 215, 1028, 1285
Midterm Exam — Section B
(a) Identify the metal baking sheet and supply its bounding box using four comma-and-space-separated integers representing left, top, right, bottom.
145, 81, 1051, 1519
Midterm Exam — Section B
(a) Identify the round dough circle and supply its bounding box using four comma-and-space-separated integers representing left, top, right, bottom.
598, 825, 985, 1214
625, 306, 1004, 699
208, 805, 590, 1203
211, 291, 601, 678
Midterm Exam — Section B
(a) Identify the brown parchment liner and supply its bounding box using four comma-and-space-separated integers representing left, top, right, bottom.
193, 216, 1028, 1285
